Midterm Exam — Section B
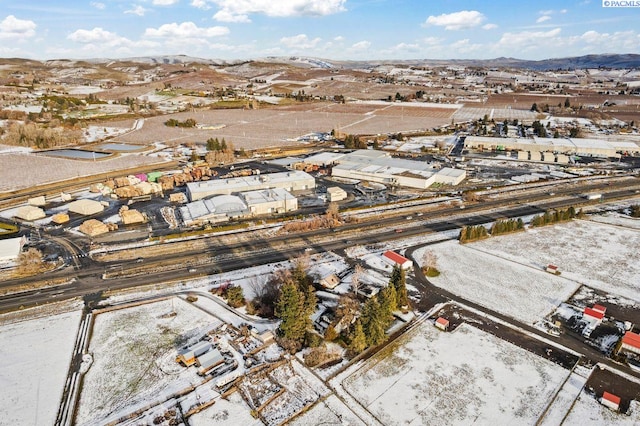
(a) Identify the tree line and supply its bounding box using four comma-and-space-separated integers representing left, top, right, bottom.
530, 207, 583, 227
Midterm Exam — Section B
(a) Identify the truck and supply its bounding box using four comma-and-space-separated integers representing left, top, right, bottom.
584, 193, 602, 201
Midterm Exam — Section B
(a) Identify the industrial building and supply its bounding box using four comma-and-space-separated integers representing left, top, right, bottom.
300, 150, 466, 189
180, 195, 248, 226
327, 187, 347, 202
186, 171, 315, 201
464, 136, 640, 158
180, 188, 298, 226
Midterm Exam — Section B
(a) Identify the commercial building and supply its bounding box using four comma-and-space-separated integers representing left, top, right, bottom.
321, 150, 465, 189
464, 136, 640, 158
186, 171, 315, 201
243, 188, 298, 216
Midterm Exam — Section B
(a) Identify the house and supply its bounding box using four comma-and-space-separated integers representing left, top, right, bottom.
382, 250, 412, 269
435, 317, 450, 331
545, 264, 559, 274
176, 341, 212, 367
251, 329, 275, 345
619, 331, 640, 356
601, 391, 621, 411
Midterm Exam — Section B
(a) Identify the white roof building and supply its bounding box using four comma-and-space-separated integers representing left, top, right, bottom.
186, 170, 315, 201
0, 236, 26, 262
328, 150, 466, 189
180, 195, 247, 226
241, 188, 298, 216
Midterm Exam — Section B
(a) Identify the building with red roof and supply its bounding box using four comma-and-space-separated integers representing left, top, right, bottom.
620, 331, 640, 356
435, 317, 450, 331
382, 250, 412, 269
592, 304, 607, 315
601, 391, 621, 411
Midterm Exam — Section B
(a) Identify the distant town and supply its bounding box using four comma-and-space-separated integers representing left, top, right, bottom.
0, 54, 639, 425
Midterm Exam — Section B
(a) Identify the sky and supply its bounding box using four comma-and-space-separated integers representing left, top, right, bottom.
0, 0, 639, 61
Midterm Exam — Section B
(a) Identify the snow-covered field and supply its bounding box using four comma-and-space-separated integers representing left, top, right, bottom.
563, 391, 640, 425
76, 297, 221, 425
287, 394, 365, 425
415, 240, 580, 324
341, 322, 569, 425
471, 220, 640, 302
189, 391, 261, 426
0, 310, 82, 425
588, 212, 640, 230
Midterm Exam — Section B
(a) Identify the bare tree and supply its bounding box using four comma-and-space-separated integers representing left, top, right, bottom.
422, 249, 440, 277
16, 248, 48, 276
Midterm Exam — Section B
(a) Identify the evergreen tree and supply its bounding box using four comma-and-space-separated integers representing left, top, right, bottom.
378, 284, 397, 326
362, 297, 386, 347
275, 280, 308, 343
348, 319, 367, 354
390, 265, 408, 307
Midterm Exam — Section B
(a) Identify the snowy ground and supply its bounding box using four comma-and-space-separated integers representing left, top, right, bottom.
189, 391, 261, 426
340, 322, 569, 425
563, 391, 640, 425
588, 212, 640, 230
414, 240, 580, 324
0, 309, 82, 426
287, 394, 365, 425
469, 220, 640, 302
76, 297, 221, 425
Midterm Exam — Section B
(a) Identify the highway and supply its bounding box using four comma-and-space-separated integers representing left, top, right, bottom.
1, 179, 638, 313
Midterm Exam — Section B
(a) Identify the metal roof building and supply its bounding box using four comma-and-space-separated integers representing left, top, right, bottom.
180, 195, 248, 226
330, 150, 466, 189
0, 236, 26, 262
186, 170, 315, 201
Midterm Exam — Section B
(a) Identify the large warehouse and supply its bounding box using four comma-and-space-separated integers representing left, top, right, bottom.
180, 188, 298, 226
310, 150, 466, 189
464, 136, 640, 158
186, 171, 315, 201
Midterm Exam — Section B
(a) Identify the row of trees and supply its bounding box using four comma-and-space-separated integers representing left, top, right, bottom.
164, 118, 197, 127
530, 207, 583, 227
1, 122, 82, 148
458, 224, 489, 243
490, 218, 524, 236
204, 137, 234, 165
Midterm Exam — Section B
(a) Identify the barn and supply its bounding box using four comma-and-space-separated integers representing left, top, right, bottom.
382, 250, 412, 269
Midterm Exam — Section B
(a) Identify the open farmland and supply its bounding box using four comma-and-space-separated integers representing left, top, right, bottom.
340, 322, 568, 425
0, 152, 167, 192
0, 309, 82, 426
414, 240, 580, 324
452, 106, 540, 121
76, 298, 221, 425
470, 220, 640, 302
563, 391, 640, 425
113, 102, 454, 149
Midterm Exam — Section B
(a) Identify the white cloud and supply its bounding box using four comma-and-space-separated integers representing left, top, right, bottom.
581, 30, 602, 44
213, 10, 251, 23
67, 27, 121, 43
191, 0, 210, 9
125, 5, 148, 16
144, 22, 229, 39
0, 15, 37, 39
334, 36, 344, 42
152, 0, 180, 5
424, 10, 486, 30
280, 34, 321, 49
351, 40, 371, 50
482, 23, 497, 30
90, 2, 106, 9
498, 28, 562, 49
210, 0, 346, 23
450, 38, 482, 54
536, 16, 551, 23
421, 36, 444, 46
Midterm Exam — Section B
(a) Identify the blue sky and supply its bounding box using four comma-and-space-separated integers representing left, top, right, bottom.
0, 0, 638, 60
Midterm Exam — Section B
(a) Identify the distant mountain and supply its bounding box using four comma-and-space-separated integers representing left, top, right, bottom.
4, 53, 640, 71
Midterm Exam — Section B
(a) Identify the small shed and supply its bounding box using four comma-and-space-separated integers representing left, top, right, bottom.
318, 273, 340, 290
382, 250, 412, 269
601, 391, 621, 411
435, 317, 450, 331
545, 264, 559, 274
